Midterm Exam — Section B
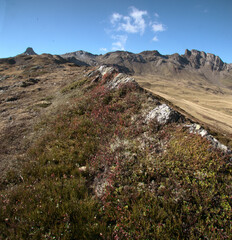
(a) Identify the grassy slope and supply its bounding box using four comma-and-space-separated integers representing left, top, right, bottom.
135, 75, 232, 147
0, 68, 231, 239
0, 54, 90, 181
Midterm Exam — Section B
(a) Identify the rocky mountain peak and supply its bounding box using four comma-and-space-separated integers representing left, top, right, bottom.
184, 49, 206, 58
76, 50, 96, 57
23, 47, 37, 55
140, 50, 161, 56
184, 49, 191, 57
61, 50, 97, 66
183, 49, 225, 70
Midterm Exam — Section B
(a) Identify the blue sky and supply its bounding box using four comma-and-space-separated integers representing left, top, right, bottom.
0, 0, 231, 63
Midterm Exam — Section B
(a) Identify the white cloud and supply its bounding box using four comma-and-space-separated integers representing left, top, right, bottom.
152, 36, 158, 42
154, 13, 159, 18
111, 13, 122, 24
112, 35, 127, 51
120, 16, 138, 33
112, 42, 125, 51
129, 6, 147, 35
100, 48, 107, 52
152, 23, 166, 32
108, 7, 167, 48
111, 6, 147, 35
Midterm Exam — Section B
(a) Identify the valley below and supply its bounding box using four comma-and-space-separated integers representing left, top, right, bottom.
135, 74, 232, 139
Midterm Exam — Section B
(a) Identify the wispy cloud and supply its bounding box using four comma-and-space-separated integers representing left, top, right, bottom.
108, 7, 167, 50
100, 48, 107, 52
111, 13, 122, 24
195, 4, 209, 14
112, 35, 128, 51
154, 13, 159, 18
111, 7, 147, 35
151, 23, 166, 32
152, 36, 159, 42
150, 22, 166, 41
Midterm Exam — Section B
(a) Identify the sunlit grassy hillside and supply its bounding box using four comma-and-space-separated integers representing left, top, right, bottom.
0, 66, 231, 239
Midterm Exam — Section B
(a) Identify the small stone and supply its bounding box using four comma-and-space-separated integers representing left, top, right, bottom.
78, 166, 87, 172
199, 129, 208, 137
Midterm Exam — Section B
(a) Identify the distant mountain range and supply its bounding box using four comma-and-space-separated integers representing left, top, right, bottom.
60, 49, 232, 89
11, 47, 232, 89
61, 49, 232, 71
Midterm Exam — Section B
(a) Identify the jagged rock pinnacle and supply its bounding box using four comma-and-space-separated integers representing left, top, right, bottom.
23, 47, 37, 55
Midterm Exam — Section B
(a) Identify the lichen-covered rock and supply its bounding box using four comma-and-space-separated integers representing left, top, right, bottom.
206, 135, 230, 153
88, 65, 138, 89
107, 73, 137, 89
98, 65, 115, 76
78, 166, 87, 172
94, 177, 110, 198
188, 123, 208, 137
146, 104, 181, 124
186, 123, 231, 153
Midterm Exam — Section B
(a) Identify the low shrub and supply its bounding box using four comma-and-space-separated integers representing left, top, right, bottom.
1, 72, 231, 239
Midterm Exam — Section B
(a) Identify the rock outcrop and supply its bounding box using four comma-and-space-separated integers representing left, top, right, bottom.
87, 65, 138, 89
186, 123, 231, 153
23, 47, 37, 55
146, 104, 182, 124
183, 49, 225, 71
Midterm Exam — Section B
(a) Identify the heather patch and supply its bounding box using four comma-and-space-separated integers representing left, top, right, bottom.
0, 67, 231, 239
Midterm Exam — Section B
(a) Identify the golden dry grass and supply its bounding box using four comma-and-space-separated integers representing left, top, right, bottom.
135, 74, 232, 138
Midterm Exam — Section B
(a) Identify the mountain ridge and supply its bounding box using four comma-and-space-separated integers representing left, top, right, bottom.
60, 48, 232, 90
6, 47, 232, 73
61, 48, 232, 67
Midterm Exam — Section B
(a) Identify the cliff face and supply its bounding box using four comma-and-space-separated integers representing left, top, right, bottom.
182, 49, 230, 72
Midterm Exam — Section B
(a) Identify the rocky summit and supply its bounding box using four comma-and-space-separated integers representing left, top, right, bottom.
0, 50, 231, 239
23, 47, 38, 56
